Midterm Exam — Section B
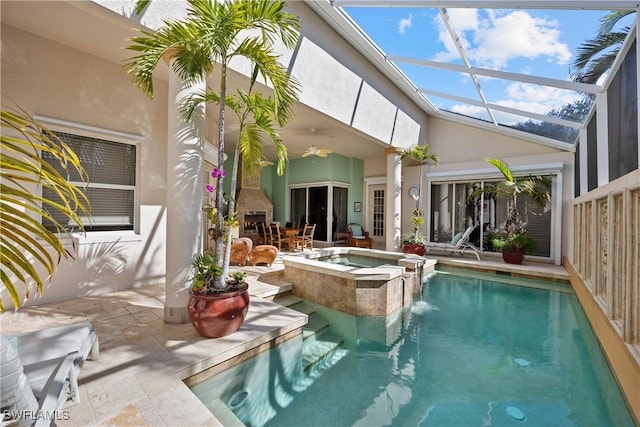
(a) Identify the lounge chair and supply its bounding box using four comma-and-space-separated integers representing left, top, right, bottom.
230, 237, 253, 265
428, 225, 481, 260
1, 322, 99, 426
347, 223, 373, 249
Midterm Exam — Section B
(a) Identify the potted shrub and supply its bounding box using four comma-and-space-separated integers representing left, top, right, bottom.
188, 253, 250, 338
126, 0, 300, 337
402, 229, 427, 256
400, 144, 439, 255
490, 231, 537, 264
470, 158, 550, 264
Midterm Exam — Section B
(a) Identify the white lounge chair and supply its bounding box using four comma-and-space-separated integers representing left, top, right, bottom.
1, 322, 99, 427
428, 225, 481, 260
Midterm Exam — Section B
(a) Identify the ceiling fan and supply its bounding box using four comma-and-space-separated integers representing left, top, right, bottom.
302, 145, 333, 158
301, 128, 333, 158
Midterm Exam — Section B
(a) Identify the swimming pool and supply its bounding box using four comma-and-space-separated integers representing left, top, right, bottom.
190, 270, 635, 426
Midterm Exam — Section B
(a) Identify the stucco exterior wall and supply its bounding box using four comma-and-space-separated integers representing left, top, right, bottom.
1, 24, 169, 306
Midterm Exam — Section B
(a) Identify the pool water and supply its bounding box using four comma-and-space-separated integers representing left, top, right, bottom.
316, 254, 393, 268
190, 271, 635, 426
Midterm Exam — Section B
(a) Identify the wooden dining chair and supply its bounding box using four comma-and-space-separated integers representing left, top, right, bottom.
294, 224, 316, 251
257, 222, 268, 245
269, 223, 288, 250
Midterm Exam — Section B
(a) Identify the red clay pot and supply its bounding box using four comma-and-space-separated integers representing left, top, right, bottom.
502, 248, 524, 264
188, 283, 250, 338
403, 243, 426, 256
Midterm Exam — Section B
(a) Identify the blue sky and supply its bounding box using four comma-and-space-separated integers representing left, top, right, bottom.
343, 7, 632, 125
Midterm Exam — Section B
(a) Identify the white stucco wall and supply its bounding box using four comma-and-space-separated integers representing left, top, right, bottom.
1, 24, 169, 307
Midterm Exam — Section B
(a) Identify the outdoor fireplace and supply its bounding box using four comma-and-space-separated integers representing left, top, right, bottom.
235, 159, 273, 236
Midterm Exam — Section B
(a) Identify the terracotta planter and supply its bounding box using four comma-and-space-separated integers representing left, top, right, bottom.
403, 243, 426, 256
502, 248, 524, 264
188, 283, 250, 338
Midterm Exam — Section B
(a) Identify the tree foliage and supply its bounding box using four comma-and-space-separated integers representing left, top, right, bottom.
125, 0, 300, 290
1, 106, 90, 311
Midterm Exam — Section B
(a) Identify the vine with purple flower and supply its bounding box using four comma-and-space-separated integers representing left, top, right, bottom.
204, 167, 237, 251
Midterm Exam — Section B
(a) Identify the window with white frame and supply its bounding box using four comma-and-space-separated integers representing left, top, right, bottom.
430, 178, 553, 257
41, 131, 137, 232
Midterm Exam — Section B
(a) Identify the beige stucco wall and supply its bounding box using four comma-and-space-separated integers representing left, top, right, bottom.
1, 24, 169, 306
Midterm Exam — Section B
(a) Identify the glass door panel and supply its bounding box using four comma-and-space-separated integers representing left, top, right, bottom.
333, 187, 348, 239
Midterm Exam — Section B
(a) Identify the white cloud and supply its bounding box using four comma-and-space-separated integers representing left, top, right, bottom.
433, 10, 572, 70
433, 9, 479, 62
398, 14, 413, 35
504, 82, 581, 107
449, 82, 582, 124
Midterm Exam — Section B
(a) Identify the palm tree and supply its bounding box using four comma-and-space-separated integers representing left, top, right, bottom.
472, 158, 550, 238
571, 10, 635, 84
1, 107, 90, 311
186, 84, 293, 277
400, 144, 439, 244
125, 0, 299, 290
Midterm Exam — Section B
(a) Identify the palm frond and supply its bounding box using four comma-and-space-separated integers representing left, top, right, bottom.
1, 106, 90, 310
598, 10, 635, 35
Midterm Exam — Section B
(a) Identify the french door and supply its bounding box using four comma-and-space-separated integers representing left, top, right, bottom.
290, 184, 348, 243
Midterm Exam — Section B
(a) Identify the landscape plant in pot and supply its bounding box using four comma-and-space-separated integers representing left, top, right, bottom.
399, 144, 439, 256
490, 231, 537, 265
188, 251, 250, 338
125, 0, 300, 336
402, 212, 427, 256
469, 157, 550, 265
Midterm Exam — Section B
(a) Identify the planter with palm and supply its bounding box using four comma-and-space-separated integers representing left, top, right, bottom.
126, 0, 300, 337
469, 158, 550, 264
399, 144, 439, 256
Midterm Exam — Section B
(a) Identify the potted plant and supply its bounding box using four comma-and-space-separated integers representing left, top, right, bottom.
402, 229, 427, 256
188, 253, 250, 338
490, 231, 537, 264
126, 0, 300, 337
470, 158, 550, 264
400, 144, 439, 255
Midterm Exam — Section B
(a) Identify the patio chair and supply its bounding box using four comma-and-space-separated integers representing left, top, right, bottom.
347, 223, 373, 249
1, 322, 99, 426
428, 225, 480, 260
256, 222, 268, 245
269, 223, 289, 251
293, 224, 316, 251
230, 237, 253, 265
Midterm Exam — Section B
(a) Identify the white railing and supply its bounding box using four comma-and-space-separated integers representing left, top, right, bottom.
571, 169, 639, 347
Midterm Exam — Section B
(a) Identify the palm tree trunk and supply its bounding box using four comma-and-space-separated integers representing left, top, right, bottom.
214, 61, 228, 289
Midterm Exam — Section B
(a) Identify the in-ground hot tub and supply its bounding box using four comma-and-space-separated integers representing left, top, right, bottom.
282, 247, 435, 315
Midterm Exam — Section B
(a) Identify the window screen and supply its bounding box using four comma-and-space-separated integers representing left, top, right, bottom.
42, 132, 136, 231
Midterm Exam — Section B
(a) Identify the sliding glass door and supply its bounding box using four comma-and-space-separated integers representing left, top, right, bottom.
290, 184, 348, 243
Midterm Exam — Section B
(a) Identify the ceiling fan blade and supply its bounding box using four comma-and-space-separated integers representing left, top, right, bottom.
317, 152, 328, 158
301, 152, 313, 157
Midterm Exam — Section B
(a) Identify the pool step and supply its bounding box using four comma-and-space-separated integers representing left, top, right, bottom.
302, 314, 330, 339
272, 296, 347, 373
302, 331, 346, 372
274, 294, 303, 307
